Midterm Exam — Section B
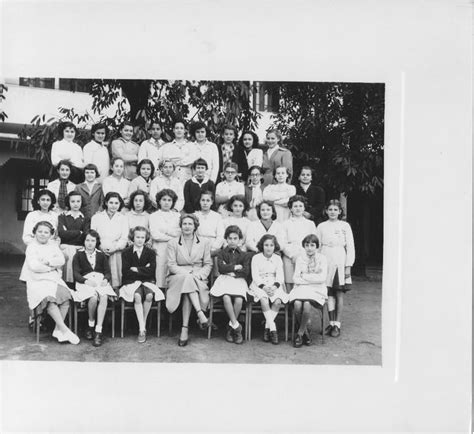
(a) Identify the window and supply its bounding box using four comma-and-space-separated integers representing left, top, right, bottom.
59, 79, 93, 93
17, 177, 49, 220
252, 82, 280, 113
19, 78, 55, 89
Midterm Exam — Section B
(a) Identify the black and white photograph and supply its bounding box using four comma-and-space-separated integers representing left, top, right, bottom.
0, 78, 383, 365
0, 1, 470, 433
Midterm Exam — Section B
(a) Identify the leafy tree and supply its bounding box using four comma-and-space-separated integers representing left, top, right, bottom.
0, 84, 8, 122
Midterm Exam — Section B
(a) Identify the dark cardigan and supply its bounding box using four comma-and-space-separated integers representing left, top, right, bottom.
294, 183, 326, 225
183, 177, 216, 213
121, 245, 156, 285
217, 246, 251, 281
72, 249, 112, 284
58, 213, 90, 246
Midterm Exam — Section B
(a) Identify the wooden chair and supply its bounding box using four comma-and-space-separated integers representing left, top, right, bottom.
207, 295, 249, 339
32, 301, 73, 343
291, 301, 328, 344
73, 299, 116, 338
246, 298, 289, 342
120, 298, 162, 338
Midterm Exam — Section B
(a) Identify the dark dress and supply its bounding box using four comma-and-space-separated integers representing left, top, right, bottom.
183, 177, 216, 213
295, 183, 326, 225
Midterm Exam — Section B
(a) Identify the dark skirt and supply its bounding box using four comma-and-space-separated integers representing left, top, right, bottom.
327, 270, 351, 296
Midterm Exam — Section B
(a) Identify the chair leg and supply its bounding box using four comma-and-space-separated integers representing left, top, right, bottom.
284, 304, 289, 342
68, 301, 73, 329
208, 297, 214, 339
291, 305, 295, 341
168, 312, 173, 335
120, 300, 125, 338
244, 303, 249, 341
321, 304, 327, 344
74, 303, 78, 335
248, 303, 252, 341
34, 308, 40, 343
157, 301, 161, 338
111, 303, 115, 338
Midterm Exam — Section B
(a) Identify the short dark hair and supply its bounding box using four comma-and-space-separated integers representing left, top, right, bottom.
83, 229, 101, 249
137, 159, 155, 179
155, 188, 178, 209
129, 225, 150, 242
147, 120, 162, 130
199, 190, 214, 206
58, 121, 77, 138
189, 121, 209, 139
83, 163, 100, 177
192, 158, 208, 170
56, 159, 73, 173
226, 194, 249, 214
64, 191, 83, 210
33, 189, 56, 211
222, 124, 237, 137
256, 200, 277, 221
224, 225, 243, 240
119, 121, 134, 132
256, 234, 280, 253
129, 189, 151, 212
179, 213, 199, 231
173, 119, 187, 129
91, 123, 108, 138
288, 194, 307, 210
300, 166, 313, 176
238, 130, 259, 148
302, 233, 319, 248
103, 191, 125, 211
33, 220, 55, 235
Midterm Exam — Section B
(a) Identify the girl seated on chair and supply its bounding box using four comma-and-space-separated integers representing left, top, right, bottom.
72, 229, 117, 347
19, 221, 79, 344
249, 234, 289, 345
120, 226, 164, 343
289, 234, 328, 348
209, 225, 250, 344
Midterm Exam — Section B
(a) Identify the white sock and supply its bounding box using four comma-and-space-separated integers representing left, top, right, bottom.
334, 321, 341, 328
88, 320, 95, 328
95, 325, 102, 333
329, 320, 335, 326
263, 310, 272, 329
269, 321, 277, 332
231, 321, 240, 329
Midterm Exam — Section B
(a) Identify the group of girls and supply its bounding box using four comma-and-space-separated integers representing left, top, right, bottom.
20, 118, 354, 349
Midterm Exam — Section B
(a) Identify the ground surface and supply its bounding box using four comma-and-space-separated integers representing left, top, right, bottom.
0, 258, 382, 365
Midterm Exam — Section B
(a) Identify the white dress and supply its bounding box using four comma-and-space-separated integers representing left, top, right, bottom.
19, 240, 69, 310
83, 140, 110, 182
215, 180, 245, 217
316, 220, 355, 289
74, 272, 117, 302
281, 216, 317, 284
102, 175, 131, 205
149, 175, 184, 211
22, 210, 59, 246
51, 139, 84, 169
248, 253, 289, 303
223, 216, 251, 250
194, 210, 225, 252
194, 140, 220, 183
149, 210, 181, 287
138, 138, 165, 173
289, 252, 328, 306
262, 183, 297, 222
157, 140, 198, 183
245, 220, 284, 253
91, 211, 129, 288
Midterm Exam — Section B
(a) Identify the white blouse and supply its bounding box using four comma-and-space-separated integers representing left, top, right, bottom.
281, 216, 317, 259
194, 140, 220, 182
102, 175, 131, 204
126, 210, 150, 230
138, 138, 165, 171
251, 253, 285, 288
128, 175, 152, 196
149, 210, 181, 242
194, 210, 225, 251
83, 140, 110, 181
22, 210, 59, 246
51, 139, 84, 168
149, 176, 184, 211
215, 180, 245, 203
245, 219, 284, 253
91, 211, 129, 251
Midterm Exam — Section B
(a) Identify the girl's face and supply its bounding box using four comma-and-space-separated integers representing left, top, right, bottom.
242, 133, 254, 149
93, 128, 106, 143
58, 164, 71, 180
112, 160, 124, 176
259, 203, 273, 220
121, 125, 134, 141
304, 242, 317, 256
133, 195, 145, 212
199, 194, 213, 212
63, 127, 76, 141
224, 166, 237, 182
106, 198, 120, 214
299, 169, 312, 184
263, 239, 275, 257
84, 234, 98, 251
133, 230, 147, 248
194, 164, 207, 180
327, 205, 342, 220
231, 200, 244, 217
159, 195, 173, 211
249, 169, 262, 184
223, 129, 235, 144
162, 162, 175, 177
195, 127, 207, 143
266, 132, 279, 148
84, 169, 97, 182
226, 232, 240, 249
291, 200, 305, 217
181, 218, 195, 235
38, 194, 52, 211
69, 195, 82, 212
275, 167, 288, 183
149, 124, 162, 140
140, 164, 152, 179
35, 225, 52, 244
173, 123, 186, 139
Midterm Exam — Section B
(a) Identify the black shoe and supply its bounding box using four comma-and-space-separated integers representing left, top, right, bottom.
331, 325, 341, 337
303, 329, 312, 346
178, 326, 188, 347
85, 327, 94, 340
263, 328, 270, 342
324, 325, 333, 335
225, 325, 234, 343
293, 334, 303, 348
270, 330, 279, 345
233, 324, 243, 345
92, 332, 103, 347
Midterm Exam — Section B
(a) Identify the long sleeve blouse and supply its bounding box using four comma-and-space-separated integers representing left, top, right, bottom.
149, 175, 184, 211
245, 219, 284, 253
292, 252, 328, 285
194, 210, 225, 251
149, 210, 181, 242
91, 211, 129, 252
51, 139, 84, 168
102, 175, 131, 204
22, 210, 59, 246
251, 253, 284, 288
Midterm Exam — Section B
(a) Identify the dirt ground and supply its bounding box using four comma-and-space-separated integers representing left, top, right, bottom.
0, 258, 382, 365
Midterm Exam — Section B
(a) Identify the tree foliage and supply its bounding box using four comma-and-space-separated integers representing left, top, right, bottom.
271, 82, 384, 197
0, 84, 8, 122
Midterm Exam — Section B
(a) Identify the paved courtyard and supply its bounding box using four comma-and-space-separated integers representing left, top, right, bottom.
0, 258, 382, 365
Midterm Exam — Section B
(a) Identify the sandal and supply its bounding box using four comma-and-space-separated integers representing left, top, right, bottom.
196, 310, 210, 330
178, 326, 189, 347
